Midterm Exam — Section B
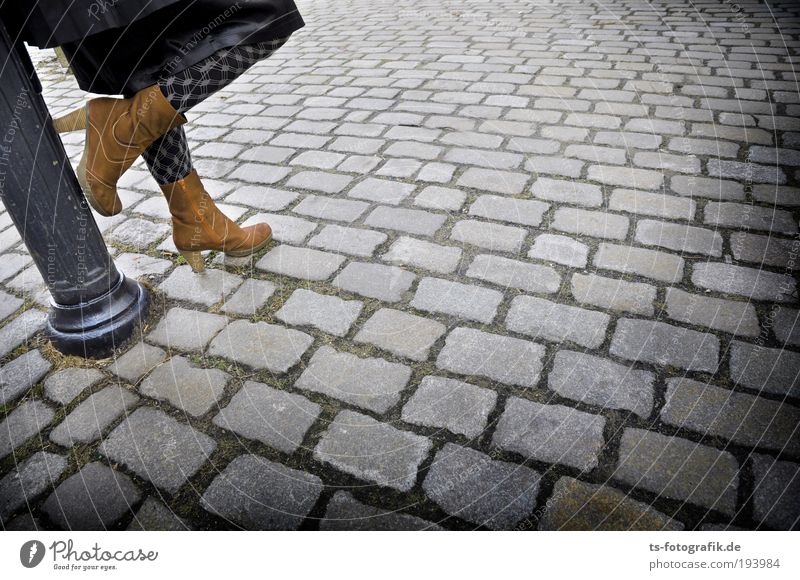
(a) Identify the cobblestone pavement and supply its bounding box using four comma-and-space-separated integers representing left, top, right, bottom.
1, 0, 799, 531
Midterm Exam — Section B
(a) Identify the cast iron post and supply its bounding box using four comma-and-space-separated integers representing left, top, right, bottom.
0, 21, 149, 358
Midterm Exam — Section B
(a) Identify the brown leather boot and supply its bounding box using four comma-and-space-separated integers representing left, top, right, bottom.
53, 85, 186, 216
160, 170, 272, 272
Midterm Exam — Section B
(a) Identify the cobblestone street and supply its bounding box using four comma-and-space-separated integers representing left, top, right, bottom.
1, 0, 799, 530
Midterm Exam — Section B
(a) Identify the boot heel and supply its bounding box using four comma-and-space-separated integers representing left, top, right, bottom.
52, 106, 87, 133
179, 250, 205, 273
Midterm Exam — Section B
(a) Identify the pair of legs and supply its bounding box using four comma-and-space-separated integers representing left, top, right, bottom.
142, 36, 289, 185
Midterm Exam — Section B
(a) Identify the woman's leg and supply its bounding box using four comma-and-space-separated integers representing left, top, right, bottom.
142, 37, 290, 185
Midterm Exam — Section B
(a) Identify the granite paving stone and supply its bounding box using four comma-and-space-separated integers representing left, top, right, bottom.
308, 225, 388, 257
506, 296, 611, 349
276, 289, 362, 337
728, 342, 800, 398
139, 357, 230, 417
333, 262, 416, 302
257, 245, 346, 281
467, 255, 560, 294
320, 491, 442, 531
158, 266, 243, 307
355, 308, 445, 361
401, 376, 496, 438
382, 237, 462, 275
50, 385, 138, 447
751, 455, 800, 530
147, 307, 228, 352
0, 452, 67, 523
207, 320, 314, 372
127, 497, 190, 531
0, 400, 54, 460
0, 350, 51, 405
106, 343, 167, 383
220, 279, 277, 316
610, 319, 719, 373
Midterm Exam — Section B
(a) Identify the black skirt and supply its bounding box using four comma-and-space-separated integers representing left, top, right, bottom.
1, 0, 304, 95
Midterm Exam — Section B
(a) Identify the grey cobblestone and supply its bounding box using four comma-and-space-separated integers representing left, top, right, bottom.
0, 452, 67, 523
355, 308, 445, 362
382, 237, 462, 275
635, 220, 723, 257
140, 356, 229, 417
774, 307, 800, 346
751, 455, 800, 530
0, 400, 54, 459
531, 178, 602, 207
348, 177, 415, 205
467, 254, 560, 294
333, 262, 416, 302
594, 243, 685, 283
159, 266, 243, 307
220, 279, 276, 316
257, 245, 346, 281
493, 397, 605, 471
469, 195, 548, 227
106, 343, 166, 383
457, 168, 529, 195
401, 376, 496, 438
276, 289, 362, 337
549, 351, 654, 417
51, 385, 138, 447
691, 262, 796, 302
729, 341, 800, 398
587, 165, 663, 190
662, 378, 799, 453
101, 407, 216, 494
665, 288, 760, 337
147, 307, 228, 352
213, 381, 320, 454
528, 234, 588, 268
571, 273, 655, 316
0, 350, 51, 406
0, 309, 47, 359
127, 498, 189, 531
610, 319, 719, 373
308, 225, 387, 257
202, 455, 322, 530
411, 277, 503, 324
615, 429, 738, 516
292, 194, 369, 222
365, 206, 446, 237
730, 232, 798, 269
507, 295, 610, 349
436, 327, 544, 388
704, 202, 797, 235
551, 207, 629, 240
314, 410, 431, 492
243, 213, 317, 244
296, 346, 411, 413
320, 491, 441, 531
450, 220, 526, 253
609, 189, 696, 220
414, 186, 466, 211
208, 320, 313, 372
423, 443, 540, 530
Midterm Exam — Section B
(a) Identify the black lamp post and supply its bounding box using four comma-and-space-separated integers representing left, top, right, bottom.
0, 21, 149, 358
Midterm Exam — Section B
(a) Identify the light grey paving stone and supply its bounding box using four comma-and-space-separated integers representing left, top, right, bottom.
670, 175, 745, 200
635, 220, 723, 257
615, 429, 739, 516
276, 289, 362, 337
320, 491, 442, 531
0, 452, 67, 523
633, 151, 700, 173
751, 455, 800, 530
466, 254, 561, 294
0, 400, 54, 459
457, 168, 529, 195
571, 273, 655, 316
610, 319, 719, 373
256, 245, 346, 281
44, 367, 106, 406
101, 407, 216, 494
665, 288, 760, 337
213, 381, 320, 454
108, 218, 170, 250
662, 378, 800, 453
139, 357, 229, 417
314, 410, 432, 492
450, 220, 526, 253
147, 307, 228, 352
528, 234, 588, 268
551, 207, 629, 240
201, 454, 322, 530
355, 308, 446, 362
436, 327, 544, 388
0, 253, 31, 282
0, 309, 47, 359
411, 278, 503, 324
333, 262, 415, 302
127, 497, 190, 531
594, 243, 685, 283
609, 189, 696, 220
469, 195, 548, 226
158, 266, 243, 307
0, 350, 51, 406
42, 463, 141, 530
691, 263, 796, 302
526, 156, 584, 178
773, 305, 800, 347
587, 165, 663, 190
365, 206, 447, 237
220, 279, 276, 316
414, 186, 467, 212
114, 253, 173, 280
292, 194, 369, 223
286, 170, 353, 194
549, 351, 654, 418
50, 385, 138, 447
729, 341, 800, 398
401, 376, 496, 438
308, 225, 388, 257
531, 177, 602, 207
223, 185, 298, 211
0, 289, 23, 322
207, 320, 313, 372
506, 295, 610, 349
730, 232, 798, 269
493, 397, 605, 471
382, 237, 462, 275
423, 443, 540, 530
241, 212, 317, 244
106, 342, 167, 383
295, 346, 411, 413
752, 184, 800, 207
348, 178, 415, 205
705, 202, 797, 235
708, 159, 785, 185
539, 477, 683, 531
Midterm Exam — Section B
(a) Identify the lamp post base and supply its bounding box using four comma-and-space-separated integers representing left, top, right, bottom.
46, 274, 150, 358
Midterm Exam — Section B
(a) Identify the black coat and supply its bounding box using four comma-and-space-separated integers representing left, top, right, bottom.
0, 0, 304, 95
